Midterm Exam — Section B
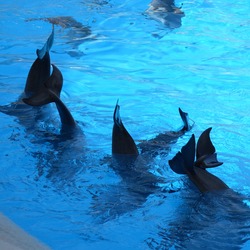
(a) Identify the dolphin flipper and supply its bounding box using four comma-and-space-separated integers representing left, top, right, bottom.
112, 101, 139, 155
195, 127, 223, 168
169, 134, 195, 174
37, 25, 54, 59
179, 108, 191, 131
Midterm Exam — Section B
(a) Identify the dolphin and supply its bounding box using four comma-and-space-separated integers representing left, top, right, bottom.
0, 26, 55, 119
23, 64, 76, 128
169, 127, 229, 193
146, 0, 185, 29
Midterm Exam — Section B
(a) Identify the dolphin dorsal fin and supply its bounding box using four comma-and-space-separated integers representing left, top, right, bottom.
37, 25, 54, 59
169, 134, 196, 174
195, 127, 223, 168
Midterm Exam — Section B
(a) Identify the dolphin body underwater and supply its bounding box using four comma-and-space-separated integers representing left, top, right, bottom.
0, 28, 55, 117
0, 26, 77, 134
146, 0, 185, 29
169, 127, 229, 193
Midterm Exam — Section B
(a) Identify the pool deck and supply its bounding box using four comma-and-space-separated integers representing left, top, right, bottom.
0, 212, 50, 250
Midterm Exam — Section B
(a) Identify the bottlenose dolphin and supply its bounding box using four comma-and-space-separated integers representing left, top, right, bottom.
169, 128, 229, 193
23, 64, 76, 128
0, 27, 56, 126
146, 0, 185, 29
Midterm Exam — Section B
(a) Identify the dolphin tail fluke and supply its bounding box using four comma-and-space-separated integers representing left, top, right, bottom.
36, 25, 54, 59
112, 100, 139, 155
169, 134, 196, 174
23, 64, 62, 107
113, 99, 122, 127
178, 108, 192, 131
195, 127, 223, 168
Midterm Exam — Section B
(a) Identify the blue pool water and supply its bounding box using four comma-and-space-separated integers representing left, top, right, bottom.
0, 0, 250, 249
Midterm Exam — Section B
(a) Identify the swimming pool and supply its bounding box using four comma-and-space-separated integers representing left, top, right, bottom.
0, 0, 250, 249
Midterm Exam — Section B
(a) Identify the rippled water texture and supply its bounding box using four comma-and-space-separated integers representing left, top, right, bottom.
0, 0, 250, 249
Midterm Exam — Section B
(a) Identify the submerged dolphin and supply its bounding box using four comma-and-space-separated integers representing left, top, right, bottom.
146, 0, 185, 29
169, 128, 229, 193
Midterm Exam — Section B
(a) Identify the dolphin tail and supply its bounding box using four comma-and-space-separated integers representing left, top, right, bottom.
168, 134, 196, 174
195, 127, 223, 168
112, 100, 139, 155
178, 108, 192, 131
36, 25, 54, 59
23, 64, 62, 106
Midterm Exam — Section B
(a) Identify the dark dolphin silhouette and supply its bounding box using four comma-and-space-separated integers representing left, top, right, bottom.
0, 26, 77, 135
0, 26, 55, 107
169, 128, 229, 193
23, 64, 76, 128
0, 27, 56, 129
146, 0, 185, 29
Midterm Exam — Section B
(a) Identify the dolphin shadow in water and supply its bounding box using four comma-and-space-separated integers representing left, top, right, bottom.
146, 0, 185, 29
26, 16, 94, 58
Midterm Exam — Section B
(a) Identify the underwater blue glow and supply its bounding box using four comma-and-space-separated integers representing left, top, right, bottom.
0, 0, 250, 249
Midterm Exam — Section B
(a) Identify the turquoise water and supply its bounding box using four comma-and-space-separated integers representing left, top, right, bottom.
0, 0, 250, 249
